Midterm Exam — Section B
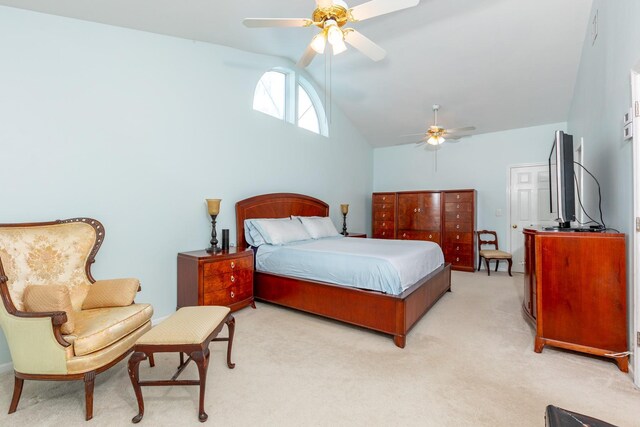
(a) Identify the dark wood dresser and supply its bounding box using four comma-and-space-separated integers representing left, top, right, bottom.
523, 228, 628, 371
371, 189, 476, 271
177, 248, 255, 312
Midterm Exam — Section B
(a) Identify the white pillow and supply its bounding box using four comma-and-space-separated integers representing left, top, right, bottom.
244, 219, 268, 247
252, 218, 311, 245
297, 216, 341, 239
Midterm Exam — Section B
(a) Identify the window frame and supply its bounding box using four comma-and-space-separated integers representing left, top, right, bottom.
253, 67, 328, 137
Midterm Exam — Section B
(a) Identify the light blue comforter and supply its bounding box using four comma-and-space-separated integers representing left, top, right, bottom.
255, 236, 444, 295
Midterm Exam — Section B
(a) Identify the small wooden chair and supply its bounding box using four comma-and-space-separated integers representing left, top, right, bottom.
477, 230, 512, 276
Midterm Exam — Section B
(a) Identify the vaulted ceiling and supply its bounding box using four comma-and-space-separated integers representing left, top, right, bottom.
0, 0, 593, 147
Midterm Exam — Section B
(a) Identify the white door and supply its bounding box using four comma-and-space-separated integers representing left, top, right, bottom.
631, 67, 640, 388
509, 165, 556, 273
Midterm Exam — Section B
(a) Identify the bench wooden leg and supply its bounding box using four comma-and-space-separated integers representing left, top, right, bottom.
226, 316, 236, 369
192, 349, 210, 423
127, 351, 148, 423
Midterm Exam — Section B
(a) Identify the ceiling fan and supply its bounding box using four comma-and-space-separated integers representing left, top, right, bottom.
410, 105, 476, 147
243, 0, 420, 68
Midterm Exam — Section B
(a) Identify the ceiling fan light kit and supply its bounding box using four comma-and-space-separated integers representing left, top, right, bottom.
243, 0, 421, 67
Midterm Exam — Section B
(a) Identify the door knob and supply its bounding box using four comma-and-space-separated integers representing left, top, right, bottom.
512, 225, 517, 229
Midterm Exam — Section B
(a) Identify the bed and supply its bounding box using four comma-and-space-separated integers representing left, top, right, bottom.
235, 193, 452, 348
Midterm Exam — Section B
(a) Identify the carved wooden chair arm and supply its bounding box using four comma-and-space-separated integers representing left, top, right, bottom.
11, 309, 70, 347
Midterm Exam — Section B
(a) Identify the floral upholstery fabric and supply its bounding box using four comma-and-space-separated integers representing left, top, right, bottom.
0, 222, 96, 311
63, 303, 153, 356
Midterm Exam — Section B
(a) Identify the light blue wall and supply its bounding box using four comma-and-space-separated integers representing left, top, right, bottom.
566, 1, 640, 354
373, 123, 566, 251
0, 7, 373, 365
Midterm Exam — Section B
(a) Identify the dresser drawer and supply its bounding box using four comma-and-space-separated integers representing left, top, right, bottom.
444, 222, 473, 232
444, 202, 473, 213
373, 210, 395, 221
444, 192, 473, 203
203, 256, 252, 276
444, 211, 473, 222
372, 193, 395, 204
373, 230, 394, 239
443, 232, 473, 244
373, 220, 394, 231
446, 253, 473, 266
398, 230, 440, 243
443, 243, 472, 256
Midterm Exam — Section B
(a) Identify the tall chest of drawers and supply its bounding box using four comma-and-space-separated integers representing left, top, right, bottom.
371, 189, 477, 271
442, 190, 476, 272
177, 248, 255, 312
372, 192, 396, 239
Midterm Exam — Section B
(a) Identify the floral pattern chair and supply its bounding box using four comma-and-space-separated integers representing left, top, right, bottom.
0, 218, 153, 420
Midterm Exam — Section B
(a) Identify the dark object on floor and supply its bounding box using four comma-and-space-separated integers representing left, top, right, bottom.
545, 405, 618, 427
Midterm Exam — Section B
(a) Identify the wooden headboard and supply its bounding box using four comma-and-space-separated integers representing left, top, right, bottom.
235, 193, 329, 249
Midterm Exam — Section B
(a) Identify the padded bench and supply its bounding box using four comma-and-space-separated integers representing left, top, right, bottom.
127, 306, 235, 423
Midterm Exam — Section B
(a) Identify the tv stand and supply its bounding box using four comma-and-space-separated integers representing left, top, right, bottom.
523, 228, 628, 372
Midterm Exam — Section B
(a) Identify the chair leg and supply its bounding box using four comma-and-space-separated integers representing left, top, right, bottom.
8, 375, 24, 414
477, 256, 482, 272
507, 259, 513, 276
485, 258, 491, 276
495, 260, 499, 272
84, 371, 96, 421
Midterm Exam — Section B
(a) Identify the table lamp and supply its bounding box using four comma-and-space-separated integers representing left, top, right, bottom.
206, 199, 221, 253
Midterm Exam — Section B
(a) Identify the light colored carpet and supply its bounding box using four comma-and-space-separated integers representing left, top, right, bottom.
0, 271, 638, 426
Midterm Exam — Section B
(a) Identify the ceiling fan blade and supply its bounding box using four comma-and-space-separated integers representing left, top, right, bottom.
400, 132, 426, 137
316, 0, 334, 7
349, 0, 420, 22
243, 18, 313, 28
296, 44, 318, 68
344, 30, 386, 61
446, 126, 476, 133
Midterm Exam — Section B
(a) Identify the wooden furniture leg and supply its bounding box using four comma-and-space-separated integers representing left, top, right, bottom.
485, 258, 491, 276
477, 256, 482, 272
495, 260, 499, 272
8, 376, 24, 414
84, 371, 96, 421
393, 335, 406, 348
128, 351, 148, 424
226, 316, 236, 368
507, 259, 513, 276
192, 349, 210, 422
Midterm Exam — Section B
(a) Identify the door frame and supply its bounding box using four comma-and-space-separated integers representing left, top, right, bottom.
631, 65, 640, 387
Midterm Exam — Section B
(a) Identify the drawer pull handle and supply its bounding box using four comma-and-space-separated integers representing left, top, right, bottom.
456, 257, 460, 262
457, 195, 460, 199
456, 214, 460, 219
383, 204, 386, 209
230, 291, 235, 298
382, 231, 386, 236
457, 204, 460, 208
456, 246, 459, 250
456, 235, 460, 240
382, 213, 386, 218
382, 196, 386, 201
230, 261, 235, 269
230, 276, 235, 283
456, 225, 460, 229
418, 208, 421, 213
403, 233, 406, 237
429, 234, 433, 239
413, 208, 417, 213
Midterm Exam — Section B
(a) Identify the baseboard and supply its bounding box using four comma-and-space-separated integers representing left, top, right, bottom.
0, 361, 13, 374
0, 313, 172, 375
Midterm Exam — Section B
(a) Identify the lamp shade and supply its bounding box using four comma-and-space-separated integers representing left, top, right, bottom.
206, 199, 221, 215
311, 32, 326, 54
340, 204, 349, 214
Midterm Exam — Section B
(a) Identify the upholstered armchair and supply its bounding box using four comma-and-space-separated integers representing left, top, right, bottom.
0, 218, 153, 420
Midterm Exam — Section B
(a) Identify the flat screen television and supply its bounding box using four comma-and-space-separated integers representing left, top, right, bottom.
548, 130, 575, 228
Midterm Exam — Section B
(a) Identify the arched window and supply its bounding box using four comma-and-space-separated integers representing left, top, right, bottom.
253, 68, 328, 136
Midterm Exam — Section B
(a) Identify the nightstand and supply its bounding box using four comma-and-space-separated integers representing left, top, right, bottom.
345, 232, 367, 238
177, 248, 255, 312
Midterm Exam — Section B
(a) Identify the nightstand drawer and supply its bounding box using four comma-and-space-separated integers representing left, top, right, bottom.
204, 269, 253, 291
203, 256, 252, 277
203, 283, 252, 306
